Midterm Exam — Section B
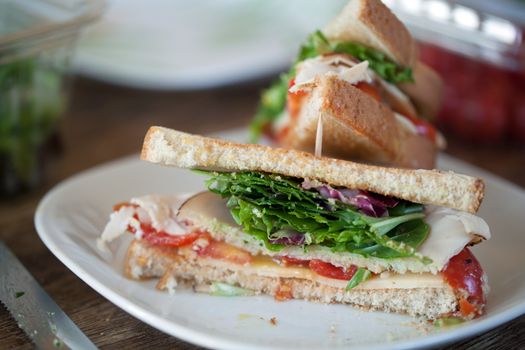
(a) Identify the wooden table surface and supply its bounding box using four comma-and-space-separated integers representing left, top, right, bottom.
1, 77, 524, 349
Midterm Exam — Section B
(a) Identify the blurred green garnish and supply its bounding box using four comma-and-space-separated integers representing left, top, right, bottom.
0, 58, 65, 195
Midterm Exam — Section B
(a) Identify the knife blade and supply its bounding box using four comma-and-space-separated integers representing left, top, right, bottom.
0, 241, 98, 350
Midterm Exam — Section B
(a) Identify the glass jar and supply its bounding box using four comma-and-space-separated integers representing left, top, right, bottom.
0, 0, 104, 196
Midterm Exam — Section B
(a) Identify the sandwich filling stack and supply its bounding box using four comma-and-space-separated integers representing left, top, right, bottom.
250, 0, 445, 169
99, 127, 490, 321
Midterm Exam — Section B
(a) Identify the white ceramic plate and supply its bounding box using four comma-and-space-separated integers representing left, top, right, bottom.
35, 129, 525, 350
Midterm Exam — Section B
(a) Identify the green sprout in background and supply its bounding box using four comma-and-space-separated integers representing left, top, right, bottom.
0, 57, 66, 195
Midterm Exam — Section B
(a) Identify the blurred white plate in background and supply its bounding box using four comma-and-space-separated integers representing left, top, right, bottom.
73, 0, 346, 89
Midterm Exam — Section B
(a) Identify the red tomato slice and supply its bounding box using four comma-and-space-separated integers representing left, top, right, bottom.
355, 82, 381, 102
275, 125, 291, 143
443, 248, 486, 317
276, 78, 308, 142
262, 123, 276, 141
277, 256, 311, 267
199, 240, 253, 265
402, 113, 438, 143
116, 203, 206, 248
142, 230, 201, 247
122, 208, 201, 248
287, 78, 308, 119
309, 260, 357, 280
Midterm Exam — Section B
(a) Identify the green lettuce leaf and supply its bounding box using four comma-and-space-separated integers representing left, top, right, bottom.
433, 317, 465, 328
299, 31, 413, 84
297, 30, 332, 62
249, 30, 413, 141
209, 282, 255, 297
249, 72, 291, 142
201, 171, 430, 260
345, 268, 372, 290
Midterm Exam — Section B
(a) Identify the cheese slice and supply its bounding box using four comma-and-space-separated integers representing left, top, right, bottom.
250, 255, 447, 290
184, 251, 448, 290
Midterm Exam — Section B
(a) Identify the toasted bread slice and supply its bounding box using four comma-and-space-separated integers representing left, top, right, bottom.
282, 74, 437, 169
400, 62, 444, 121
324, 0, 417, 67
141, 127, 484, 213
126, 239, 458, 319
322, 1, 443, 120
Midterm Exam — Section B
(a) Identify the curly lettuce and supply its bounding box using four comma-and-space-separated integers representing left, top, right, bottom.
200, 171, 430, 261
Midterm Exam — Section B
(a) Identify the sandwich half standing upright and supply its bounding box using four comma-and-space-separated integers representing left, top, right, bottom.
99, 127, 491, 321
250, 0, 445, 169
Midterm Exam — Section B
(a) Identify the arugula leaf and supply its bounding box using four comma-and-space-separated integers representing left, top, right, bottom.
202, 171, 429, 260
249, 72, 291, 142
366, 212, 426, 237
345, 268, 372, 290
297, 30, 331, 62
249, 30, 413, 141
348, 219, 430, 259
332, 41, 413, 83
387, 202, 424, 216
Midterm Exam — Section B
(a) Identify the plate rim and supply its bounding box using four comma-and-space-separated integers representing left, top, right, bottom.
35, 149, 525, 350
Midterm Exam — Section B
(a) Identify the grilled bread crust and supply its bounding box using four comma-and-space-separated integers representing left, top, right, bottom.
324, 0, 417, 67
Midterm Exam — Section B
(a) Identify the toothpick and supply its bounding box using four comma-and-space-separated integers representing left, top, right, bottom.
315, 115, 323, 157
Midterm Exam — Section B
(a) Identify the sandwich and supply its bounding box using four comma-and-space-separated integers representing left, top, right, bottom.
99, 127, 490, 321
249, 0, 445, 169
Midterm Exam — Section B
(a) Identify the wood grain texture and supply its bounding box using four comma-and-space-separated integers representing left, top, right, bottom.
0, 77, 524, 349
